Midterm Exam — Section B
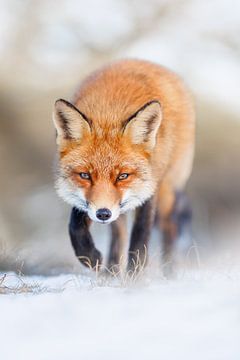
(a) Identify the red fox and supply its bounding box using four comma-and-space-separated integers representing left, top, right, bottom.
53, 59, 195, 273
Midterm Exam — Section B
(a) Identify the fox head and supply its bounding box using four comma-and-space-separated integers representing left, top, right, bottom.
53, 99, 162, 223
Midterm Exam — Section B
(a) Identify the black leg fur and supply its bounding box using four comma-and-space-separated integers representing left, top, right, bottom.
161, 192, 192, 275
69, 207, 102, 269
127, 197, 156, 272
174, 192, 192, 238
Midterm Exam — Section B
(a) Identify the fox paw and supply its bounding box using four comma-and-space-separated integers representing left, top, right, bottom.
78, 248, 103, 271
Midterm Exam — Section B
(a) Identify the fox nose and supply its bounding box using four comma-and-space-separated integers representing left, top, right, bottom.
96, 208, 112, 221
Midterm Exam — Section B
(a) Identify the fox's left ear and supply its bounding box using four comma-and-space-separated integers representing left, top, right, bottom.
123, 101, 162, 150
53, 99, 91, 145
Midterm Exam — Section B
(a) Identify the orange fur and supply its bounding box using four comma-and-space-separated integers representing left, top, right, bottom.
54, 59, 195, 224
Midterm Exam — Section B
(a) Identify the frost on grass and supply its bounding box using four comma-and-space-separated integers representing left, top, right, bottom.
0, 273, 62, 295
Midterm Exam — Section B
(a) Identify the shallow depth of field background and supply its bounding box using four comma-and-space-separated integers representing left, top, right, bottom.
0, 0, 239, 274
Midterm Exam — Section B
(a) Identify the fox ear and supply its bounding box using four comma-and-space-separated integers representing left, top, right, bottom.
123, 101, 162, 150
53, 99, 91, 144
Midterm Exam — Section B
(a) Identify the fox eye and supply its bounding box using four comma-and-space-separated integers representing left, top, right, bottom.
117, 173, 129, 181
79, 172, 91, 180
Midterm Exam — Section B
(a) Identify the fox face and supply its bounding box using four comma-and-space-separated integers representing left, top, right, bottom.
53, 99, 162, 223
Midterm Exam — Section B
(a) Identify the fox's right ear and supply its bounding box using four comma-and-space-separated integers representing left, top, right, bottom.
53, 99, 91, 145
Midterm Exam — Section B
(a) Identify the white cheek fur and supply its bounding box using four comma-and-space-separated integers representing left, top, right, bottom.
56, 177, 121, 223
55, 177, 88, 211
56, 175, 157, 221
120, 179, 156, 213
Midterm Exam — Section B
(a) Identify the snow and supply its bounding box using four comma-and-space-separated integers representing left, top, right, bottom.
1, 268, 240, 360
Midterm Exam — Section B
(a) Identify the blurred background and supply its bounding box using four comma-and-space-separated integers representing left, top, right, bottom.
0, 0, 239, 274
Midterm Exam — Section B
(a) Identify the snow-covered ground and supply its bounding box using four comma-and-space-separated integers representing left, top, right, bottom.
1, 268, 240, 360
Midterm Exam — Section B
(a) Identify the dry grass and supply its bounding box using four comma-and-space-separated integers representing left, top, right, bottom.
0, 243, 203, 294
75, 246, 151, 287
0, 273, 62, 295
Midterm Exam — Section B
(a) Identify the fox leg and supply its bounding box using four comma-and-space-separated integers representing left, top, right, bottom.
173, 191, 192, 241
157, 182, 192, 276
69, 207, 102, 270
107, 214, 127, 272
127, 197, 156, 272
